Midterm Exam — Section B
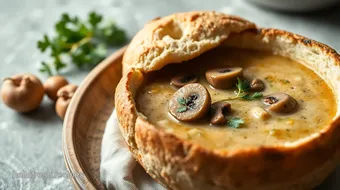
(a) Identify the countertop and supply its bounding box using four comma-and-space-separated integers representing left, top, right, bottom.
0, 0, 340, 189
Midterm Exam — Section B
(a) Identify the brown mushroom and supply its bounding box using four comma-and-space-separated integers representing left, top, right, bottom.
1, 73, 44, 113
168, 83, 211, 122
210, 101, 231, 125
250, 78, 265, 92
261, 93, 298, 114
170, 74, 198, 88
205, 67, 243, 89
44, 75, 69, 101
55, 84, 78, 120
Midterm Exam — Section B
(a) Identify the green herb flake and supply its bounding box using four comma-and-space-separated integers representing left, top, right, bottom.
39, 62, 53, 76
227, 117, 244, 128
236, 77, 250, 93
221, 78, 263, 101
177, 97, 186, 105
176, 97, 189, 113
177, 106, 188, 113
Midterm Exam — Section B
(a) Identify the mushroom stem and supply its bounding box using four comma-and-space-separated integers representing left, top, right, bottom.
3, 77, 13, 82
3, 77, 21, 86
22, 77, 32, 86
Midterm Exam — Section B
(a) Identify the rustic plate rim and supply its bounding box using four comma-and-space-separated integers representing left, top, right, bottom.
62, 46, 127, 189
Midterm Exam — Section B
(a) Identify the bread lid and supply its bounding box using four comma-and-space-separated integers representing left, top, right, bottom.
122, 11, 256, 73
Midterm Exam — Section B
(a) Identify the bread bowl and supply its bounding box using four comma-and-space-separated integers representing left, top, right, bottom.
115, 11, 340, 190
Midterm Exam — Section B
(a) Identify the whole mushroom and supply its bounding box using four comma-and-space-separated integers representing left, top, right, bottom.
44, 75, 69, 101
1, 73, 44, 113
261, 93, 298, 114
250, 78, 265, 92
55, 84, 78, 120
210, 101, 231, 125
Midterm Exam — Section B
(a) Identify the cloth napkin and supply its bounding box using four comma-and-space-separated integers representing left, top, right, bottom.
100, 109, 165, 190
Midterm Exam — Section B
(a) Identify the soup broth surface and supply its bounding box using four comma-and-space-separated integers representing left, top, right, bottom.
136, 48, 336, 151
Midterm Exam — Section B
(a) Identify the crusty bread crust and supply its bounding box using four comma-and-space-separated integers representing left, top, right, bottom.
122, 11, 256, 74
115, 11, 340, 190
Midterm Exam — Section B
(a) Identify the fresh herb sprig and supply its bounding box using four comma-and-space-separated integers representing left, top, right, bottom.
227, 117, 244, 128
222, 78, 263, 101
37, 12, 127, 75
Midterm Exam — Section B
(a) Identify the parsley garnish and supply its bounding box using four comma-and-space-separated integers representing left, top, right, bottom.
227, 117, 244, 128
177, 97, 188, 113
177, 106, 188, 113
221, 78, 263, 101
177, 97, 186, 105
37, 12, 127, 75
236, 77, 250, 94
240, 92, 263, 100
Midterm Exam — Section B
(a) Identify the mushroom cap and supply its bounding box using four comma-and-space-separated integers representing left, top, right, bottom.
44, 75, 69, 101
56, 96, 71, 120
262, 92, 298, 114
1, 73, 44, 113
205, 67, 243, 89
210, 101, 231, 125
168, 83, 211, 121
170, 74, 198, 88
57, 84, 78, 99
55, 84, 77, 120
250, 78, 265, 92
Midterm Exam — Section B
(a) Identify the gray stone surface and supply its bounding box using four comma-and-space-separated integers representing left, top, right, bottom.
0, 0, 339, 189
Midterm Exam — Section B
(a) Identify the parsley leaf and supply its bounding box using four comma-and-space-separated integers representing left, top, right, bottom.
176, 97, 188, 113
236, 77, 250, 93
37, 35, 51, 52
221, 78, 264, 101
39, 62, 53, 76
96, 21, 127, 46
176, 96, 199, 113
88, 11, 102, 28
227, 117, 244, 128
240, 92, 263, 100
37, 12, 127, 76
177, 97, 186, 105
177, 106, 188, 113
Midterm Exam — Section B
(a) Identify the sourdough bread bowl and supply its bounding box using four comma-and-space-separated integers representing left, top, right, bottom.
115, 11, 340, 190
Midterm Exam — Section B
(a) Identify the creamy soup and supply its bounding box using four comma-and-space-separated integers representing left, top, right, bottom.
136, 48, 336, 151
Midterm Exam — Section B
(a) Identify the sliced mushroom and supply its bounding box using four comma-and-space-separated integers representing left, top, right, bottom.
171, 74, 198, 88
205, 67, 243, 89
261, 93, 298, 114
210, 101, 231, 125
250, 78, 265, 92
168, 83, 211, 122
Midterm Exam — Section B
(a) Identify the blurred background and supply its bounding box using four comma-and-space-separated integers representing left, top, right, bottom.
0, 0, 339, 189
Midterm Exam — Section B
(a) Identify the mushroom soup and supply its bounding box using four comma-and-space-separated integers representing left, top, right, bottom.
136, 48, 336, 151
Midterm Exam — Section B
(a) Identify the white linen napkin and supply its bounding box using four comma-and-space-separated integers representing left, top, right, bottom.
100, 109, 165, 190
